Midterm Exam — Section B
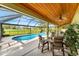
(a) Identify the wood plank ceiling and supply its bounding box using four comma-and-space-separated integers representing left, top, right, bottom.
0, 3, 78, 26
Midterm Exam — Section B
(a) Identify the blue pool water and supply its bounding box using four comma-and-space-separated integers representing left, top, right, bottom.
12, 32, 46, 41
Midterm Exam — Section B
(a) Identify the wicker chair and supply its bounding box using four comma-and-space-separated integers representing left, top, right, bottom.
51, 36, 65, 56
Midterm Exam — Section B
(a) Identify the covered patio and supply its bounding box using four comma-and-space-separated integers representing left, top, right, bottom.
0, 3, 79, 56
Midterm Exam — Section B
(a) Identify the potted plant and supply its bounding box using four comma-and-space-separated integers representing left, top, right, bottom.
64, 24, 79, 56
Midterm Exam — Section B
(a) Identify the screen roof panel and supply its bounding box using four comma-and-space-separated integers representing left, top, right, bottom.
0, 7, 51, 27
0, 7, 19, 17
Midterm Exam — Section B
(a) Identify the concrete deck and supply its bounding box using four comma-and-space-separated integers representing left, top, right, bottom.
0, 36, 79, 56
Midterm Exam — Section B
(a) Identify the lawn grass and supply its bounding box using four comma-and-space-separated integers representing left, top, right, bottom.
3, 28, 41, 36
3, 27, 56, 36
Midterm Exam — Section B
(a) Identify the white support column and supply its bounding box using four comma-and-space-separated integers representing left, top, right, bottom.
55, 25, 60, 36
0, 24, 2, 41
30, 26, 31, 34
47, 22, 49, 39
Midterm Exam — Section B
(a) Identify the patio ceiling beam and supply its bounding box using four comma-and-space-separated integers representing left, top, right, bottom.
26, 19, 34, 26
0, 14, 22, 23
17, 16, 21, 25
0, 14, 20, 18
0, 7, 14, 12
2, 23, 47, 28
33, 23, 39, 26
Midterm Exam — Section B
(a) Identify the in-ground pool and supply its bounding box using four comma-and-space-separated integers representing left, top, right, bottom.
12, 32, 46, 41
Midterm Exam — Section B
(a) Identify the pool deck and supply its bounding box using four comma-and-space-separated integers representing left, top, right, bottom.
0, 36, 39, 56
0, 36, 79, 56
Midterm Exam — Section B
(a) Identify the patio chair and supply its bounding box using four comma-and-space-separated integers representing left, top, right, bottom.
51, 36, 65, 56
38, 35, 49, 53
